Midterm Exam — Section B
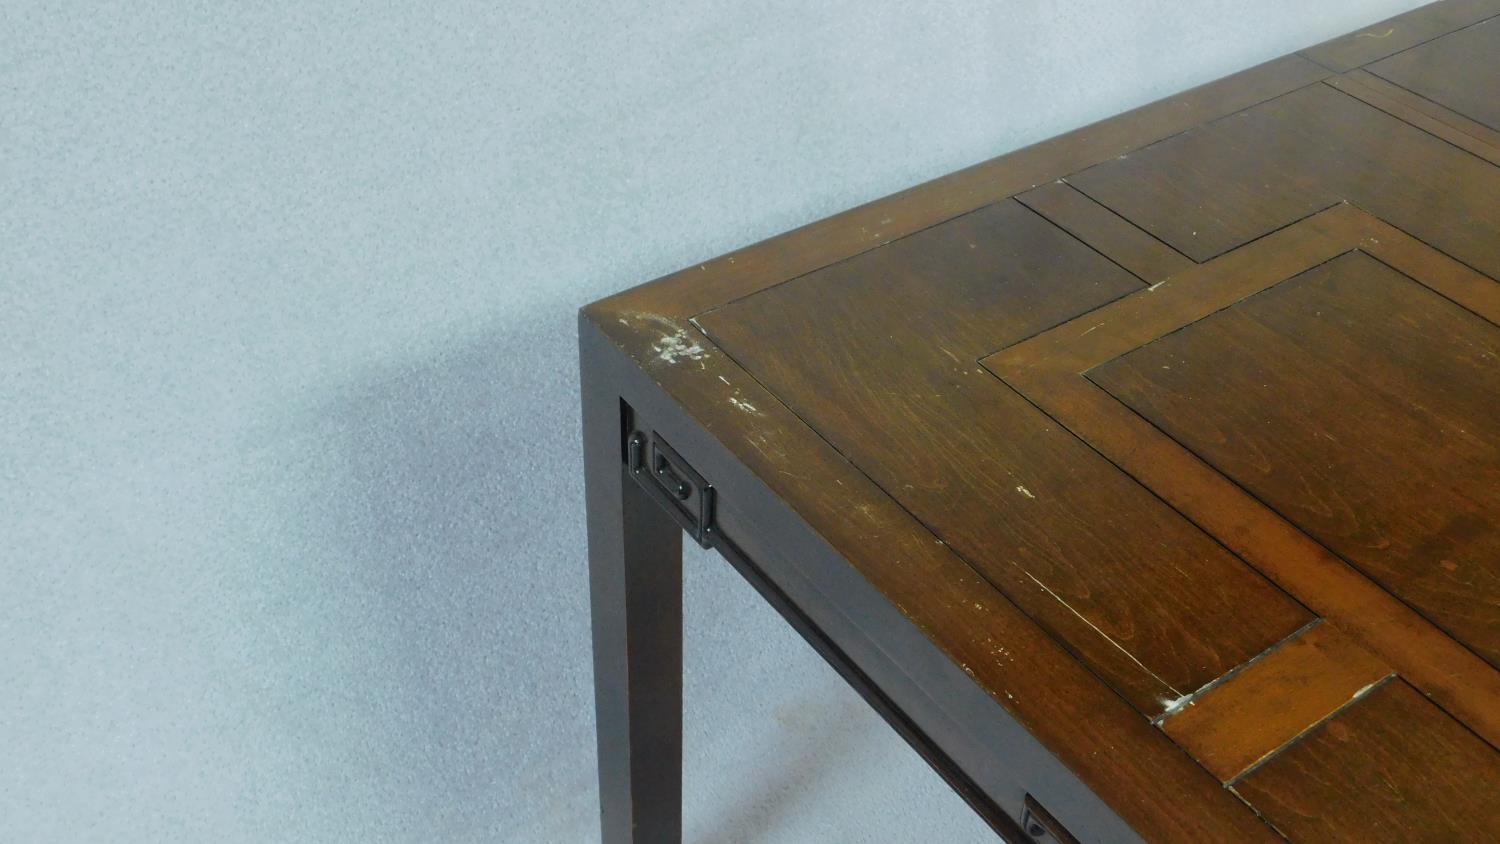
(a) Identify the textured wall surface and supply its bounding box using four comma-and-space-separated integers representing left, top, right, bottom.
2, 2, 1424, 841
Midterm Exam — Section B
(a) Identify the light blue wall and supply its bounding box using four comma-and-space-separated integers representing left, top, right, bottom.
2, 2, 1424, 840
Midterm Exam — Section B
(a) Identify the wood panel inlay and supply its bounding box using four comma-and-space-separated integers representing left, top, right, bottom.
697, 200, 1311, 718
1093, 251, 1500, 666
585, 7, 1500, 837
1234, 680, 1500, 842
1327, 70, 1500, 167
1369, 17, 1500, 131
1067, 83, 1500, 279
1016, 181, 1192, 283
1160, 622, 1391, 782
982, 205, 1500, 750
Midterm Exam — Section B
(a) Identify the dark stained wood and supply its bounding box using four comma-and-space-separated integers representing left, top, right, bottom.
586, 313, 1278, 844
1327, 69, 1500, 166
1093, 252, 1500, 666
983, 205, 1500, 750
1233, 679, 1500, 842
582, 3, 1500, 841
1300, 0, 1500, 72
581, 348, 685, 843
1016, 180, 1193, 283
1369, 16, 1500, 130
1067, 82, 1500, 278
1024, 795, 1082, 844
696, 200, 1311, 718
1160, 622, 1391, 782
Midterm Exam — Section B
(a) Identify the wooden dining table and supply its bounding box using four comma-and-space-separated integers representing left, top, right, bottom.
579, 1, 1500, 839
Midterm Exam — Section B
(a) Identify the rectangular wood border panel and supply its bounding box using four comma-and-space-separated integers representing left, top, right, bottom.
1327, 71, 1500, 165
1160, 622, 1392, 781
982, 203, 1500, 750
1233, 679, 1500, 841
584, 309, 1280, 842
693, 200, 1312, 719
1016, 181, 1193, 283
583, 5, 1500, 838
1365, 15, 1500, 131
1090, 249, 1500, 666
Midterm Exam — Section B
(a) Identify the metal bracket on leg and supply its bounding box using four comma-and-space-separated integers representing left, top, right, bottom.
626, 430, 716, 548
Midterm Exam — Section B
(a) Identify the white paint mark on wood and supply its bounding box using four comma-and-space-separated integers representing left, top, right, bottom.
653, 330, 707, 364
1159, 693, 1195, 718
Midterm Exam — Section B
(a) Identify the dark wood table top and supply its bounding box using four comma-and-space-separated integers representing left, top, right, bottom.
583, 1, 1500, 839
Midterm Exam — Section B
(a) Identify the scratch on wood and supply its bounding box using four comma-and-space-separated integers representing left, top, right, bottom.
744, 433, 783, 462
1356, 27, 1396, 39
1015, 484, 1036, 499
1023, 570, 1184, 700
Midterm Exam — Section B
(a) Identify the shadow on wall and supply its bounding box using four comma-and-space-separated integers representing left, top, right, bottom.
269, 301, 886, 841
262, 302, 600, 838
685, 692, 867, 844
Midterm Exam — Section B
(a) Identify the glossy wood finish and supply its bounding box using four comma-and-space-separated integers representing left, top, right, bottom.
697, 201, 1311, 718
582, 3, 1500, 840
1234, 680, 1500, 842
985, 205, 1500, 750
1093, 251, 1500, 666
1160, 622, 1391, 782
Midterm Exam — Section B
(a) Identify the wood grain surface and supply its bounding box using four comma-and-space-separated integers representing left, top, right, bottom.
1368, 16, 1500, 130
1094, 251, 1500, 666
1015, 181, 1192, 284
697, 201, 1311, 718
1234, 680, 1500, 842
1326, 69, 1500, 166
1159, 622, 1391, 782
584, 3, 1500, 839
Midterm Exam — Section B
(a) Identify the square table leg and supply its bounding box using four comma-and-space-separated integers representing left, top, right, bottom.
582, 360, 684, 844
